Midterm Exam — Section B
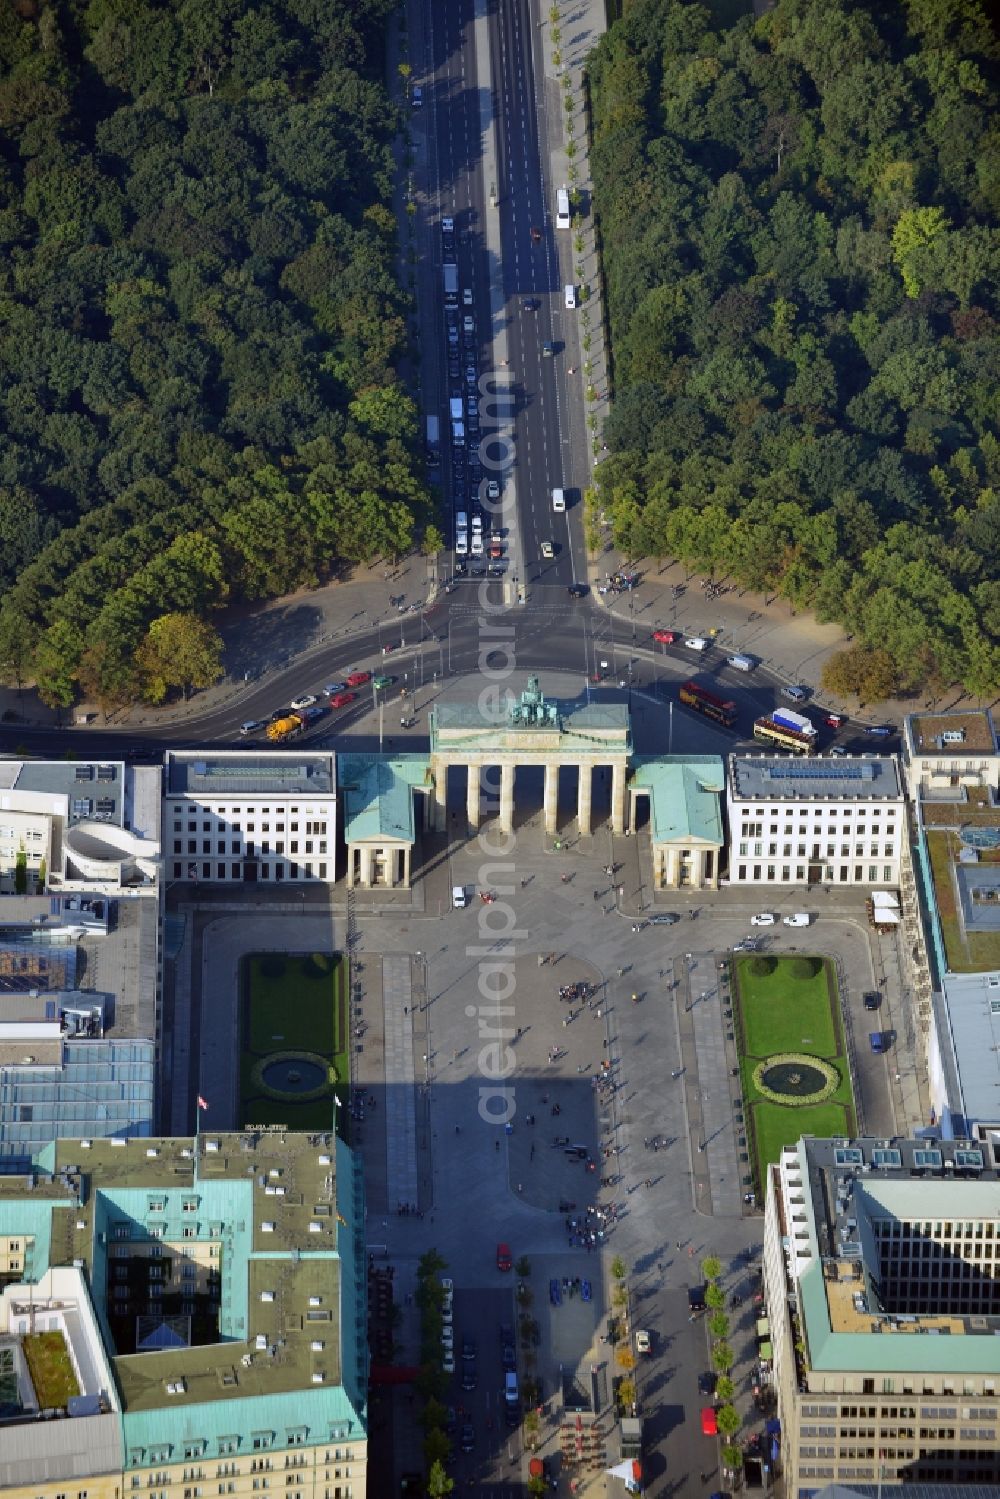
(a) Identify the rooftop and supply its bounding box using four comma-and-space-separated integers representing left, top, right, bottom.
937, 972, 1000, 1132
0, 1132, 359, 1416
630, 757, 725, 846
165, 752, 335, 798
430, 679, 630, 754
907, 710, 997, 758
7, 760, 125, 828
790, 1135, 1000, 1372
339, 754, 430, 845
730, 755, 903, 802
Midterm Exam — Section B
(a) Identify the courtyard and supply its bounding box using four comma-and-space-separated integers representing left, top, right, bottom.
239, 951, 347, 1131
733, 952, 857, 1192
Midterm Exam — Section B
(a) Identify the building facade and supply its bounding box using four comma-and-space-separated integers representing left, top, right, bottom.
0, 1131, 367, 1499
764, 1134, 1000, 1497
163, 753, 337, 884
726, 756, 904, 887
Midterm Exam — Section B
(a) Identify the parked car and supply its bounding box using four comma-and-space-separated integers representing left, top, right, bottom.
698, 1371, 717, 1397
486, 478, 500, 500
635, 1330, 651, 1354
496, 1243, 512, 1272
442, 1349, 455, 1374
751, 913, 776, 926
290, 694, 317, 710
783, 912, 810, 927
701, 1407, 718, 1437
649, 913, 680, 925
463, 288, 473, 306
411, 85, 422, 106
452, 885, 468, 909
460, 1422, 475, 1453
866, 724, 894, 737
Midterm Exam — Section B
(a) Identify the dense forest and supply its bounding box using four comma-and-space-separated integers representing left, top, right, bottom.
0, 0, 429, 709
588, 0, 1000, 697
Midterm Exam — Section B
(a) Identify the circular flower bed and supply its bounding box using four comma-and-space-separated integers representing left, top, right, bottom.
752, 1052, 839, 1106
250, 1050, 333, 1103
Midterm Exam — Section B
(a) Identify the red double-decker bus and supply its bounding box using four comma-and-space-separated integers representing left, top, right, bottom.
677, 681, 737, 728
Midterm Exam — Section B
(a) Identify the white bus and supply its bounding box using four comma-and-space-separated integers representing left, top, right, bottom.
556, 187, 570, 229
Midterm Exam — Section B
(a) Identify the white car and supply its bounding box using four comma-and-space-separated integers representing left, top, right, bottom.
442, 1302, 453, 1326
471, 514, 483, 533
290, 694, 317, 711
486, 479, 500, 500
411, 85, 423, 107
455, 532, 468, 556
452, 886, 468, 909
783, 912, 811, 927
470, 533, 484, 555
441, 1277, 454, 1308
635, 1330, 651, 1354
684, 637, 709, 652
751, 913, 776, 927
455, 511, 468, 530
239, 720, 266, 737
443, 1349, 455, 1374
463, 288, 473, 306
441, 1326, 454, 1349
540, 541, 554, 559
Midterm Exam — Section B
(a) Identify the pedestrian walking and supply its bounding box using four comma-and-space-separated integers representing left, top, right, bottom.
644, 1178, 652, 1189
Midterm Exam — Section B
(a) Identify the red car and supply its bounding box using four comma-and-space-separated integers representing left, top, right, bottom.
653, 629, 679, 645
496, 1242, 512, 1272
701, 1406, 718, 1437
329, 691, 356, 709
346, 671, 371, 687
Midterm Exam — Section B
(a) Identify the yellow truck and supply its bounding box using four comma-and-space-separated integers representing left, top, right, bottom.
265, 713, 303, 742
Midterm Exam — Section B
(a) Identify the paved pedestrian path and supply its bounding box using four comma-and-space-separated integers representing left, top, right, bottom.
382, 955, 420, 1212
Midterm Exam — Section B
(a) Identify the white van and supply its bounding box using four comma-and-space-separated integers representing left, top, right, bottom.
564, 284, 576, 309
552, 488, 566, 512
727, 654, 755, 672
684, 637, 709, 652
452, 885, 468, 909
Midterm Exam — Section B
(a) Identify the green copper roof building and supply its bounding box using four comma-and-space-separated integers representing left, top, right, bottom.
0, 1130, 368, 1499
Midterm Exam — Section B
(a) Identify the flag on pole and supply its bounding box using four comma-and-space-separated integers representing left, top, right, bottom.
334, 1094, 342, 1107
197, 1095, 209, 1111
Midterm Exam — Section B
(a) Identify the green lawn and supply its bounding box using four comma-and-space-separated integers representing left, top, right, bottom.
240, 954, 347, 1132
733, 954, 856, 1193
23, 1331, 80, 1408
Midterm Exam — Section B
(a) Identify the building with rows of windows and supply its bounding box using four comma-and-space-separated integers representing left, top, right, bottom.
163, 753, 337, 885
725, 755, 904, 888
764, 1134, 1000, 1496
0, 1131, 367, 1499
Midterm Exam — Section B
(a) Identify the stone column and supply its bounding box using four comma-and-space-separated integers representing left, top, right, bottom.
610, 760, 627, 835
360, 847, 373, 887
577, 765, 592, 836
467, 764, 481, 829
432, 759, 448, 831
347, 846, 356, 889
500, 762, 515, 834
403, 847, 411, 888
543, 763, 559, 835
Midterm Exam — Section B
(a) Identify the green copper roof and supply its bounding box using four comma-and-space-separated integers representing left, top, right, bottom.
338, 754, 430, 845
630, 757, 725, 845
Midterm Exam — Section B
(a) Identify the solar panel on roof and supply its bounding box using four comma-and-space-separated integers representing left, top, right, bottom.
834, 1147, 864, 1165
872, 1148, 901, 1168
763, 761, 877, 781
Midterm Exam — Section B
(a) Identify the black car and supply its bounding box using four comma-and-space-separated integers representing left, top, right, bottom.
444, 1407, 457, 1437
567, 583, 587, 598
698, 1371, 717, 1396
863, 990, 881, 1010
461, 1334, 476, 1358
460, 1361, 477, 1391
522, 298, 539, 310
502, 1340, 516, 1371
460, 1422, 475, 1453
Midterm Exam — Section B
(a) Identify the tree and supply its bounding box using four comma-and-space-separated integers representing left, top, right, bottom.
712, 1341, 734, 1374
422, 524, 445, 557
611, 1255, 628, 1281
708, 1312, 730, 1341
705, 1284, 726, 1311
701, 1255, 723, 1282
514, 1255, 531, 1279
717, 1403, 742, 1438
136, 612, 224, 701
423, 1428, 450, 1470
820, 644, 899, 705
427, 1460, 454, 1498
715, 1375, 735, 1404
722, 1442, 743, 1473
616, 1346, 636, 1370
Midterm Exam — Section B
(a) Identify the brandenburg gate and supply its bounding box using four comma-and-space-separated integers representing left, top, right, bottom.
428, 676, 632, 835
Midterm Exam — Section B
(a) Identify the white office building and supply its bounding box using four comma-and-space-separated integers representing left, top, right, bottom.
163, 751, 337, 883
726, 755, 904, 887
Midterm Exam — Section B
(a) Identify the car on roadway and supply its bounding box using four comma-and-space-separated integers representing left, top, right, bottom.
442, 1348, 455, 1374
701, 1406, 719, 1437
567, 583, 587, 598
486, 479, 500, 500
328, 691, 356, 710
782, 684, 807, 702
825, 712, 847, 727
470, 533, 484, 556
441, 1277, 454, 1307
411, 85, 422, 106
373, 674, 395, 690
751, 913, 776, 926
488, 542, 503, 560
635, 1330, 651, 1354
522, 298, 539, 311
698, 1371, 717, 1397
240, 719, 266, 736
863, 990, 882, 1010
684, 637, 709, 652
866, 724, 894, 737
465, 365, 477, 387
441, 216, 454, 234
323, 682, 346, 696
530, 225, 541, 243
460, 1422, 475, 1453
463, 288, 473, 306
540, 541, 554, 559
441, 1325, 454, 1349
496, 1242, 512, 1272
290, 694, 317, 710
653, 629, 680, 645
649, 913, 680, 925
827, 745, 848, 757
301, 705, 326, 722
444, 1406, 457, 1436
783, 912, 810, 927
346, 671, 371, 687
542, 340, 554, 356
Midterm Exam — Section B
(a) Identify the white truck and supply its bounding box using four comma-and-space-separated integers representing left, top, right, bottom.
772, 706, 816, 737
